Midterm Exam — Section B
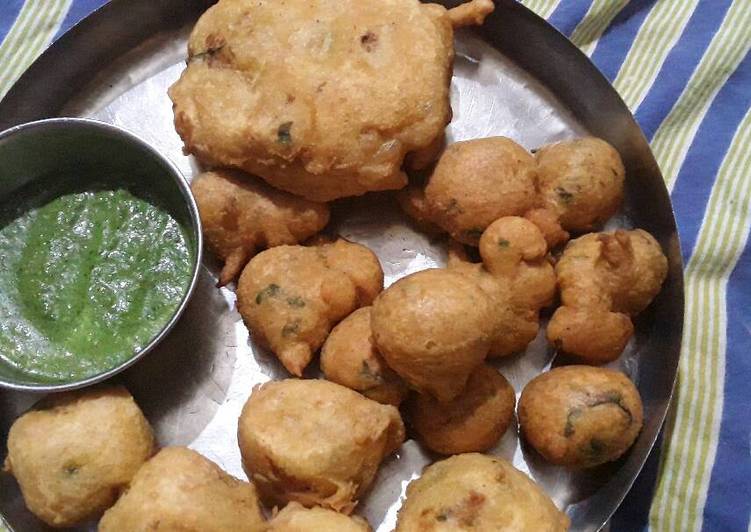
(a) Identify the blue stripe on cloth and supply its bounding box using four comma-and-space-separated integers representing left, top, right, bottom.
635, 0, 734, 140
588, 0, 655, 82
0, 0, 24, 43
54, 0, 108, 38
702, 245, 751, 531
547, 0, 592, 39
669, 50, 751, 261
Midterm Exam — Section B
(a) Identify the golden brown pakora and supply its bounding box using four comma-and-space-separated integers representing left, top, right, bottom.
170, 0, 493, 201
98, 447, 266, 531
3, 386, 154, 528
424, 137, 539, 245
518, 366, 644, 468
268, 502, 372, 532
395, 453, 569, 531
237, 379, 405, 514
547, 229, 668, 363
371, 269, 496, 402
411, 364, 516, 455
536, 137, 625, 232
236, 239, 383, 376
320, 307, 408, 406
191, 169, 330, 286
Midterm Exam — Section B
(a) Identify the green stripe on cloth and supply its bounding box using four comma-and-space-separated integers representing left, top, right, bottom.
520, 0, 562, 21
651, 0, 751, 191
0, 0, 72, 99
570, 0, 629, 57
613, 0, 700, 111
651, 106, 751, 532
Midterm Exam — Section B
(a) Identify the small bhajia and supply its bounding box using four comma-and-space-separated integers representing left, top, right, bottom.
320, 307, 408, 406
268, 502, 372, 532
236, 239, 383, 375
3, 386, 154, 528
424, 137, 539, 245
191, 169, 329, 286
371, 269, 496, 402
395, 453, 569, 531
170, 0, 493, 202
237, 379, 405, 514
411, 365, 516, 455
547, 229, 668, 363
518, 366, 644, 468
536, 137, 625, 231
99, 447, 265, 532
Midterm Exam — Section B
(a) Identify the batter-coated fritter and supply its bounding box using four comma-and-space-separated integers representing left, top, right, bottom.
268, 502, 372, 531
3, 386, 154, 528
395, 453, 569, 531
518, 366, 644, 468
237, 379, 405, 513
424, 137, 539, 245
99, 447, 265, 531
236, 239, 383, 375
192, 169, 330, 286
547, 229, 668, 363
371, 269, 496, 402
411, 364, 516, 455
536, 137, 625, 231
446, 244, 539, 358
169, 0, 492, 201
320, 307, 408, 406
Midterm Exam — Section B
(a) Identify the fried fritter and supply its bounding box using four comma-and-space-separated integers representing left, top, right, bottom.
3, 386, 154, 528
395, 453, 569, 531
547, 229, 668, 363
446, 242, 539, 358
518, 366, 644, 468
424, 137, 539, 245
268, 502, 372, 532
411, 364, 516, 455
478, 216, 556, 311
236, 239, 383, 375
98, 447, 265, 532
536, 137, 625, 231
320, 307, 408, 406
371, 269, 496, 402
237, 379, 405, 513
170, 0, 492, 201
192, 169, 329, 286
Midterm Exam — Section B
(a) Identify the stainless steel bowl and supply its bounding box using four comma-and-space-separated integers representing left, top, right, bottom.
0, 117, 202, 392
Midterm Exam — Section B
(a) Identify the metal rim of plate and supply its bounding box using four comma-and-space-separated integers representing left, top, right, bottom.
0, 1, 684, 531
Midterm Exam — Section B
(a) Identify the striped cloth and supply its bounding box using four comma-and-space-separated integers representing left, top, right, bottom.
1, 1, 749, 531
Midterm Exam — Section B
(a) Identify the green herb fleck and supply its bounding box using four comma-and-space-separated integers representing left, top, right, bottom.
277, 122, 293, 145
555, 187, 574, 204
589, 391, 633, 423
255, 284, 281, 304
498, 239, 510, 248
564, 407, 582, 437
282, 321, 300, 337
286, 296, 306, 308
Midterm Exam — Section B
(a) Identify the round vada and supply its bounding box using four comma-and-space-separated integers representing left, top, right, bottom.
395, 453, 569, 531
518, 365, 644, 468
237, 379, 405, 513
320, 307, 408, 406
3, 386, 154, 528
411, 364, 516, 455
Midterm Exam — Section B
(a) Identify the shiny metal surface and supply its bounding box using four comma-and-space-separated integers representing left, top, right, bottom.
0, 1, 683, 531
0, 118, 202, 393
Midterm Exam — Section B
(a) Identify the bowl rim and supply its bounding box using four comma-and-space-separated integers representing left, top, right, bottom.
0, 117, 204, 393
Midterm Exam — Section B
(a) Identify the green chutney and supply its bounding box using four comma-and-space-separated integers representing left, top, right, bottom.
0, 189, 193, 382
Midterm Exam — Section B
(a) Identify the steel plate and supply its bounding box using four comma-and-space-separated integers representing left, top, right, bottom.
0, 1, 684, 530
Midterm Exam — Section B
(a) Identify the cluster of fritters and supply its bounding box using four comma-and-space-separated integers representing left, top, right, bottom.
3, 0, 672, 529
